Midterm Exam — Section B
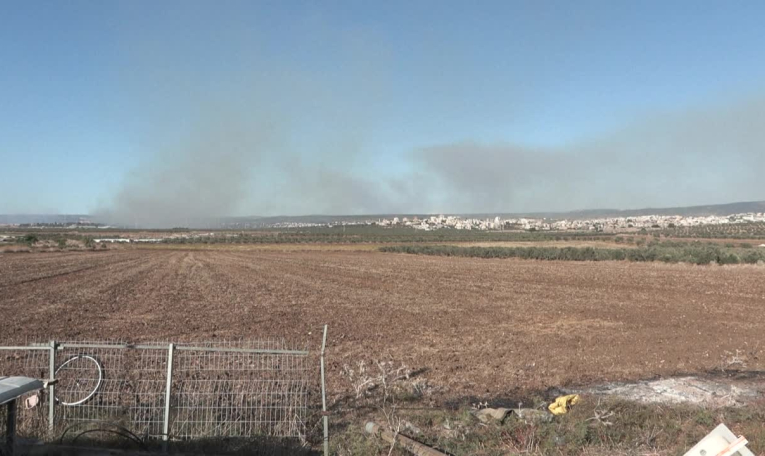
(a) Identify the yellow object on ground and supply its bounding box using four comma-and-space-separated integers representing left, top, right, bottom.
548, 394, 581, 415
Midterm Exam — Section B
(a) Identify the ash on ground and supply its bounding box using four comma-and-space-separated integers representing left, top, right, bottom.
572, 376, 763, 407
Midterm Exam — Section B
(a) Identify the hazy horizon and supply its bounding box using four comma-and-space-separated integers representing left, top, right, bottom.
3, 198, 765, 224
2, 1, 765, 226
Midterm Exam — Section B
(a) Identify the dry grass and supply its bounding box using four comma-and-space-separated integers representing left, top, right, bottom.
331, 396, 765, 455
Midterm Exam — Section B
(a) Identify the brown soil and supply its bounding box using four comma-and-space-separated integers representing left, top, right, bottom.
2, 249, 764, 405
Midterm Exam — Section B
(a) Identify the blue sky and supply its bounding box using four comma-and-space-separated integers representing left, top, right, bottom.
2, 1, 765, 219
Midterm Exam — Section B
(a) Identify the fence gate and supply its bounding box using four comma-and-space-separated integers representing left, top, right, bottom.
0, 338, 319, 453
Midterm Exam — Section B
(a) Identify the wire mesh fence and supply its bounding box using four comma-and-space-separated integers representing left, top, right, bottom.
0, 338, 317, 452
172, 346, 309, 440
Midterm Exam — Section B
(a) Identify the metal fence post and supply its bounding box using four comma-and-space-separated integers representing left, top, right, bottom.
320, 325, 329, 456
163, 343, 175, 451
6, 400, 17, 456
48, 340, 56, 433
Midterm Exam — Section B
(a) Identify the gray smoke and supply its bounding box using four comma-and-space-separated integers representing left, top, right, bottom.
411, 93, 765, 214
96, 3, 765, 223
100, 91, 765, 226
96, 8, 401, 226
97, 104, 279, 228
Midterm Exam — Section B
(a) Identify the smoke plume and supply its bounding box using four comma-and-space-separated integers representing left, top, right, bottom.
411, 93, 765, 214
95, 3, 765, 224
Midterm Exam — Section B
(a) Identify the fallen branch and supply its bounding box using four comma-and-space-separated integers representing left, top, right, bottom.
365, 421, 446, 456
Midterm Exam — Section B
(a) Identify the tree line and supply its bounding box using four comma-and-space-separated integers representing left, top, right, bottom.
379, 244, 765, 265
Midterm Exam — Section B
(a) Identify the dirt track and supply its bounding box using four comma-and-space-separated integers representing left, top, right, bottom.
2, 249, 765, 403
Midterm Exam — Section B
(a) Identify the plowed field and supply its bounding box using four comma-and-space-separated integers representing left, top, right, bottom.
2, 249, 764, 403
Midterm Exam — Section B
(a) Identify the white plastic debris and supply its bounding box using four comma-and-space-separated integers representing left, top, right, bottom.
683, 423, 753, 456
0, 376, 44, 405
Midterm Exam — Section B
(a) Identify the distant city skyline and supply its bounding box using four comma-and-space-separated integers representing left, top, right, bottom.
2, 1, 765, 223
2, 199, 765, 229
